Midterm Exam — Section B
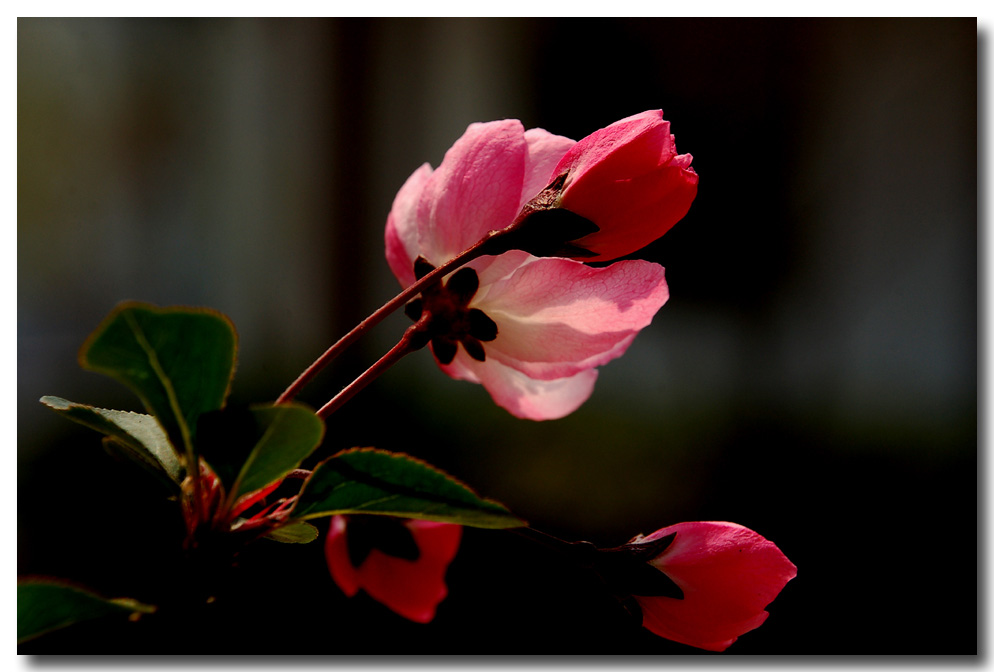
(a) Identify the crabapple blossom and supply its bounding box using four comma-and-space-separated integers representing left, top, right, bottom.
628, 521, 797, 651
547, 109, 699, 262
385, 119, 670, 420
325, 515, 462, 624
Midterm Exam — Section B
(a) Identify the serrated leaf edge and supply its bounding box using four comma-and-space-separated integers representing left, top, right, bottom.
40, 396, 182, 484
76, 301, 240, 465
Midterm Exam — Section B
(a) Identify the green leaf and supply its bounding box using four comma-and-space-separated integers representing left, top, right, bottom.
78, 302, 237, 461
17, 579, 155, 644
264, 521, 320, 544
198, 403, 324, 502
233, 404, 324, 499
40, 396, 182, 488
292, 448, 524, 529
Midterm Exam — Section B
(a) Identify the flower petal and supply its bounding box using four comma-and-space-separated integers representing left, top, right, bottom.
636, 597, 767, 652
475, 258, 669, 379
325, 517, 462, 623
486, 328, 637, 381
385, 163, 434, 288
351, 520, 462, 623
325, 515, 360, 597
548, 110, 698, 262
554, 110, 676, 190
633, 522, 797, 651
416, 120, 527, 264
469, 250, 537, 296
520, 127, 575, 209
566, 161, 698, 263
441, 352, 599, 420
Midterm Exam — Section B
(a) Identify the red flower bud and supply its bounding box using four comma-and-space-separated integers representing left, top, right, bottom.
630, 521, 796, 651
325, 515, 462, 624
551, 110, 698, 262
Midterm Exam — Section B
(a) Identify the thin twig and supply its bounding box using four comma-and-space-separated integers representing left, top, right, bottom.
315, 314, 431, 418
275, 235, 500, 405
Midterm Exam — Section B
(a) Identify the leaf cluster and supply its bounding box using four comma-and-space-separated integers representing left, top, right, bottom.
23, 302, 522, 644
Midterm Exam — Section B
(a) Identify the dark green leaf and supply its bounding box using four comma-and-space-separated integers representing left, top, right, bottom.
264, 521, 320, 544
292, 448, 524, 529
233, 404, 324, 499
40, 396, 182, 488
198, 403, 324, 502
17, 579, 155, 644
78, 302, 237, 461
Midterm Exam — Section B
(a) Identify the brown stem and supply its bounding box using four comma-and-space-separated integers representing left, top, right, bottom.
275, 232, 506, 405
510, 526, 594, 556
316, 314, 431, 418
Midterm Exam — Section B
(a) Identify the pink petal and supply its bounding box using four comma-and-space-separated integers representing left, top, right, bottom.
565, 160, 698, 263
554, 110, 676, 192
434, 345, 481, 384
352, 520, 462, 623
474, 258, 669, 380
547, 110, 698, 262
486, 329, 637, 381
479, 257, 668, 329
385, 163, 434, 288
416, 120, 527, 265
636, 597, 767, 652
441, 352, 599, 420
468, 250, 537, 292
519, 127, 576, 210
633, 522, 797, 651
324, 515, 360, 597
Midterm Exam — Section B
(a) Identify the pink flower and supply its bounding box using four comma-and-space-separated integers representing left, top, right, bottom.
324, 515, 462, 624
385, 119, 671, 420
629, 521, 797, 651
549, 110, 698, 262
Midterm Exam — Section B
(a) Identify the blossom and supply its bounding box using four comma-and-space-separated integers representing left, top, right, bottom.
324, 515, 462, 624
385, 119, 671, 420
628, 521, 797, 651
546, 110, 698, 262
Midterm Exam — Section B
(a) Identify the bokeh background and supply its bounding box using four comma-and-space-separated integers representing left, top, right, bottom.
18, 18, 977, 654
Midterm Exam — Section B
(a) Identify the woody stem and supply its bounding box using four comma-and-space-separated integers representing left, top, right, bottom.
510, 526, 597, 560
315, 314, 431, 419
275, 230, 512, 406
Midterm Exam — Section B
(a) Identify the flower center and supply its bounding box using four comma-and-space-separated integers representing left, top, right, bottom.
405, 257, 498, 365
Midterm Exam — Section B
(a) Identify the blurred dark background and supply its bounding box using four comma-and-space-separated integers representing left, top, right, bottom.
18, 18, 977, 654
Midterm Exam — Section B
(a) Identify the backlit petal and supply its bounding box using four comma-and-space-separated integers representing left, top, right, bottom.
520, 127, 575, 209
549, 110, 697, 262
554, 110, 676, 191
566, 161, 698, 263
352, 520, 462, 623
475, 258, 668, 379
633, 522, 797, 651
416, 120, 527, 265
442, 352, 599, 420
385, 163, 434, 288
